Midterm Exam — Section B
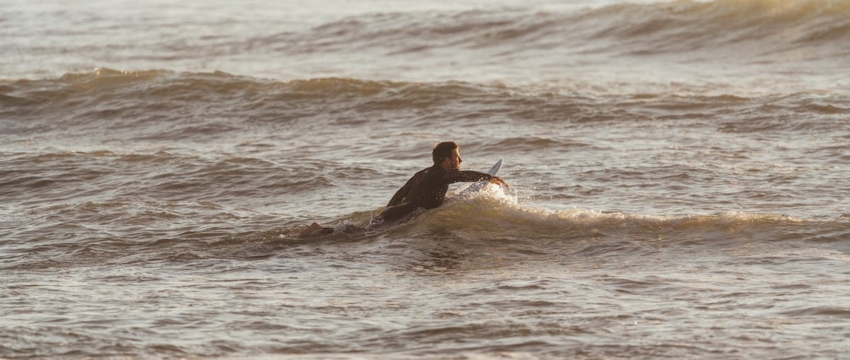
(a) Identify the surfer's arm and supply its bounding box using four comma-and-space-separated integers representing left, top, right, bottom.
444, 170, 489, 183
444, 171, 508, 188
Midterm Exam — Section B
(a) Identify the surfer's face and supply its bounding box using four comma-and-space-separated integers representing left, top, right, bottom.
444, 148, 462, 171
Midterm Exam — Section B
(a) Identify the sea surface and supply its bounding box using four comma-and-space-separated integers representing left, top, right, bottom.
2, 0, 850, 358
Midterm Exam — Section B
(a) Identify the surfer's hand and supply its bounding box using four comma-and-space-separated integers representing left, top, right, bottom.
489, 176, 508, 189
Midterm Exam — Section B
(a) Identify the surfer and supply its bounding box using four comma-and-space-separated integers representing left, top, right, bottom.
376, 141, 508, 222
301, 141, 508, 235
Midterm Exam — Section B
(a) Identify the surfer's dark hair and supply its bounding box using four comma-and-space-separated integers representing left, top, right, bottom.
432, 141, 458, 164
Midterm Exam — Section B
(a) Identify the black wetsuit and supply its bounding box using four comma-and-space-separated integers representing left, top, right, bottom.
377, 165, 493, 222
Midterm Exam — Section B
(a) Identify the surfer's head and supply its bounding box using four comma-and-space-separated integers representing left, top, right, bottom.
433, 141, 462, 171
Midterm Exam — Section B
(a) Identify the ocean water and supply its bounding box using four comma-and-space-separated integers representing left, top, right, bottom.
2, 0, 850, 358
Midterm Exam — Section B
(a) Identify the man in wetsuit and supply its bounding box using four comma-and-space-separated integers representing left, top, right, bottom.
301, 142, 507, 235
376, 141, 508, 222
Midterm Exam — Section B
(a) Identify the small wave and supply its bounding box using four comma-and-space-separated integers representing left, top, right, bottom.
1, 70, 496, 117
548, 0, 850, 61
598, 0, 850, 51
477, 137, 595, 153
386, 185, 839, 249
2, 68, 846, 158
779, 305, 850, 318
6, 70, 639, 123
265, 0, 849, 61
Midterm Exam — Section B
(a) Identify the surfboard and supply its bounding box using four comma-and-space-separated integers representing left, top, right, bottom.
458, 159, 502, 195
487, 159, 503, 176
